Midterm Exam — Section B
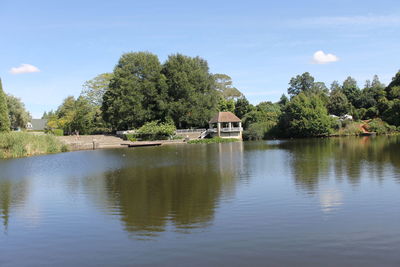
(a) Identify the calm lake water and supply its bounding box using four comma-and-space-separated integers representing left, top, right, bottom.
1, 136, 400, 266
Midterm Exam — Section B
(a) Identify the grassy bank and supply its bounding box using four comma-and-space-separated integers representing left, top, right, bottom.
0, 132, 68, 159
188, 137, 239, 144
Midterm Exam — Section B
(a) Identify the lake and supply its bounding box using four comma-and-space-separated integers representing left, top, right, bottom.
1, 136, 400, 266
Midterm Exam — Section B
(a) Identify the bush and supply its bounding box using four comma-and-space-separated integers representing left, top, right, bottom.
123, 133, 137, 142
243, 121, 277, 140
0, 132, 68, 158
365, 118, 397, 134
52, 129, 64, 136
135, 121, 176, 141
336, 122, 363, 136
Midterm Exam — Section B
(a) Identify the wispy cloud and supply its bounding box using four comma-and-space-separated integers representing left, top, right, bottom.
312, 50, 339, 64
292, 15, 400, 27
10, 64, 40, 74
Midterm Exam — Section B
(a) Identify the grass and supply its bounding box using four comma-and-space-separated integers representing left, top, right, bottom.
187, 137, 239, 144
0, 132, 69, 159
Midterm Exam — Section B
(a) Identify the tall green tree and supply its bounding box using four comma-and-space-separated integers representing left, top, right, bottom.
287, 72, 315, 97
162, 54, 218, 128
342, 76, 361, 107
279, 93, 332, 137
102, 52, 168, 130
6, 94, 31, 129
234, 97, 253, 118
327, 90, 350, 116
0, 79, 11, 132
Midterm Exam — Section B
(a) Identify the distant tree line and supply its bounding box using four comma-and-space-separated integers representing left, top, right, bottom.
2, 51, 399, 139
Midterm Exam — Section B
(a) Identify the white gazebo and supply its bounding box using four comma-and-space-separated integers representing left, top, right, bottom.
208, 112, 243, 140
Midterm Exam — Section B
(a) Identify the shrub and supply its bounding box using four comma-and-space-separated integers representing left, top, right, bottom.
52, 129, 64, 136
243, 121, 277, 140
123, 133, 137, 142
135, 121, 176, 141
336, 122, 363, 136
365, 118, 397, 134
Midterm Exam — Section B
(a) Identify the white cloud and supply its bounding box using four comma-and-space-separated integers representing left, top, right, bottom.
312, 50, 339, 64
10, 64, 40, 74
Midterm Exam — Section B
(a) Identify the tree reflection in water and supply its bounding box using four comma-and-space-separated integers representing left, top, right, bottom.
0, 179, 28, 232
279, 136, 400, 192
89, 143, 244, 238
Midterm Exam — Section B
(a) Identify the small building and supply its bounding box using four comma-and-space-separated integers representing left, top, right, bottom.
26, 119, 48, 131
208, 112, 243, 140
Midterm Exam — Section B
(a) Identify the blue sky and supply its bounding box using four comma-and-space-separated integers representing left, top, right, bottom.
1, 0, 400, 118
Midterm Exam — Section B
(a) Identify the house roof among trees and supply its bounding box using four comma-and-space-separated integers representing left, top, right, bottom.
29, 119, 47, 131
209, 112, 241, 123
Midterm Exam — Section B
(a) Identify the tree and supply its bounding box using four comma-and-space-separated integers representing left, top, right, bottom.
288, 72, 315, 97
327, 90, 350, 116
6, 94, 31, 129
218, 97, 235, 113
279, 93, 332, 137
342, 76, 361, 107
162, 54, 218, 128
213, 73, 243, 100
330, 80, 341, 92
278, 94, 289, 107
102, 52, 168, 130
0, 79, 11, 132
81, 73, 113, 107
234, 97, 252, 118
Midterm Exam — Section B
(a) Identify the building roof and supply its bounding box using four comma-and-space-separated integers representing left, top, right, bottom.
209, 112, 241, 123
29, 119, 48, 131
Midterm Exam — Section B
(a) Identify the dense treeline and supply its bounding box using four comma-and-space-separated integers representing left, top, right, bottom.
45, 52, 242, 134
2, 51, 398, 139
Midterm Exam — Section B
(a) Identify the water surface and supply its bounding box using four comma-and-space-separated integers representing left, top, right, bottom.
1, 136, 400, 266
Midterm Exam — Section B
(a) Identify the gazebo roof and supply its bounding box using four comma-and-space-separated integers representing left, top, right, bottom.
209, 112, 241, 123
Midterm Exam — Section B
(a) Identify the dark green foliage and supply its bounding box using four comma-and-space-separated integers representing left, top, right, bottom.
243, 121, 278, 140
234, 97, 252, 118
278, 94, 289, 107
162, 54, 218, 128
288, 72, 315, 97
342, 76, 361, 108
279, 93, 332, 137
386, 71, 400, 96
327, 89, 350, 116
0, 79, 11, 132
135, 121, 176, 140
102, 52, 168, 130
382, 99, 400, 126
243, 102, 280, 129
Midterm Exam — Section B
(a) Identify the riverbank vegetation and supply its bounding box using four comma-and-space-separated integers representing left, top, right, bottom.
1, 52, 400, 141
0, 132, 68, 159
